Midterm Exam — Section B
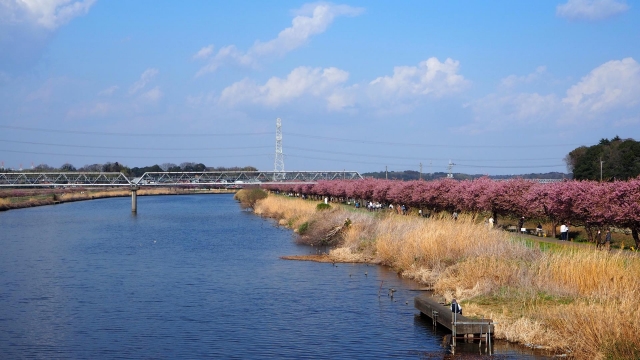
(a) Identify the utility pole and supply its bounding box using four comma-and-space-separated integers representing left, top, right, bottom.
385, 166, 388, 180
447, 160, 455, 179
600, 157, 604, 182
419, 162, 422, 180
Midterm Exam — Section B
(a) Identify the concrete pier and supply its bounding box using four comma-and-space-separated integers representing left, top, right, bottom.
131, 186, 139, 213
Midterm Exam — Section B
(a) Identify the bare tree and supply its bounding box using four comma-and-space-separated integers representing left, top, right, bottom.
161, 163, 177, 171
34, 163, 55, 171
78, 164, 103, 172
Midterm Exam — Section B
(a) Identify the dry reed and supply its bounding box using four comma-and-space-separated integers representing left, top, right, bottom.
253, 193, 640, 359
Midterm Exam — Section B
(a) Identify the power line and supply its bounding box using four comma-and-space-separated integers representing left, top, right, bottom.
0, 125, 570, 171
0, 139, 271, 151
1, 125, 579, 148
0, 139, 562, 162
0, 125, 271, 137
287, 146, 560, 162
0, 149, 272, 160
455, 163, 566, 169
285, 154, 565, 169
287, 132, 582, 149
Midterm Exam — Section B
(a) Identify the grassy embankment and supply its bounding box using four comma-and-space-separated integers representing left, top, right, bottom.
249, 192, 640, 360
0, 187, 234, 211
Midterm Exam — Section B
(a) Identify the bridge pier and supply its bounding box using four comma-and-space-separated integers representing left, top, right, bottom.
131, 186, 139, 213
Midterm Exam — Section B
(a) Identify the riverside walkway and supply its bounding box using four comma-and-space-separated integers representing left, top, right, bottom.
506, 230, 608, 250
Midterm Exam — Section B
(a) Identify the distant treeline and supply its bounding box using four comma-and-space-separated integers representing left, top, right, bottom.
361, 170, 570, 181
1, 162, 258, 177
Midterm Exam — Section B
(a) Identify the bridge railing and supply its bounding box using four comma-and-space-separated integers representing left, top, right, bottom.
0, 172, 132, 187
0, 171, 364, 187
133, 171, 363, 185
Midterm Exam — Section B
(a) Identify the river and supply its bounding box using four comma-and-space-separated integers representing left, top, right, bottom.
0, 194, 551, 359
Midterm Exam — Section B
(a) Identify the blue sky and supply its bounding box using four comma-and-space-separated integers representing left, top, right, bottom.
0, 0, 638, 175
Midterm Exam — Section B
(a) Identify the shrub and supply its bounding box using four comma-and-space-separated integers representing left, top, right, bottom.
316, 203, 331, 211
234, 188, 268, 209
298, 222, 309, 235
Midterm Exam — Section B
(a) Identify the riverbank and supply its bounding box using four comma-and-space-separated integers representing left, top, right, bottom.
252, 193, 640, 359
0, 187, 236, 211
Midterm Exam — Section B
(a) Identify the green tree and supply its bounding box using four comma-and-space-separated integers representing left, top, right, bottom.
59, 163, 77, 172
566, 137, 640, 180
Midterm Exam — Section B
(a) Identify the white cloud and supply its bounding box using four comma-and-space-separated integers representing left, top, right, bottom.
129, 68, 159, 94
98, 85, 119, 96
466, 93, 559, 130
562, 57, 640, 114
186, 92, 216, 107
141, 86, 162, 102
613, 116, 640, 127
462, 58, 640, 132
66, 101, 110, 119
219, 66, 349, 108
500, 66, 546, 88
195, 45, 256, 76
193, 44, 214, 60
2, 0, 96, 30
252, 2, 363, 57
368, 57, 469, 99
217, 57, 469, 113
25, 77, 66, 102
194, 2, 364, 76
556, 0, 629, 20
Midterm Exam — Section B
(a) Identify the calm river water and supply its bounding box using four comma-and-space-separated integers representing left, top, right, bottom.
0, 194, 551, 359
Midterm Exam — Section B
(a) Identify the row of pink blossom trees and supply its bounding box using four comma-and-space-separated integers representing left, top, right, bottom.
264, 177, 640, 246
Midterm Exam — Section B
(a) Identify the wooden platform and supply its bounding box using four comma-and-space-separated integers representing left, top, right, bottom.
414, 294, 494, 336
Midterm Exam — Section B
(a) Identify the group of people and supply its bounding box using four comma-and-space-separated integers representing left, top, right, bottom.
361, 201, 384, 211
359, 202, 413, 215
547, 221, 612, 248
356, 201, 614, 248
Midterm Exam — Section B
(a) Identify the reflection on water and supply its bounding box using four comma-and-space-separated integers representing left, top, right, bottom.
0, 194, 552, 359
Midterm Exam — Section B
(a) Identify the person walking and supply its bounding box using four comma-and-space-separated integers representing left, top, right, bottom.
488, 217, 494, 229
605, 229, 612, 250
518, 217, 525, 234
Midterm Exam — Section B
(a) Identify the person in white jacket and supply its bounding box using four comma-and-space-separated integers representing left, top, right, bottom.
560, 223, 568, 240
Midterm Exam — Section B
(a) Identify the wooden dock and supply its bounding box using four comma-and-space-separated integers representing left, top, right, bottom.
414, 293, 494, 336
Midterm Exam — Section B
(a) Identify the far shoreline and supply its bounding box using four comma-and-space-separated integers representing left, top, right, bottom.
0, 187, 237, 212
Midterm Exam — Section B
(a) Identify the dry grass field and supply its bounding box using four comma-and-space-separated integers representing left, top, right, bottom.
253, 193, 640, 359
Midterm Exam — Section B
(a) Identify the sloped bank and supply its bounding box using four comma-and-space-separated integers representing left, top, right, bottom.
248, 192, 640, 360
